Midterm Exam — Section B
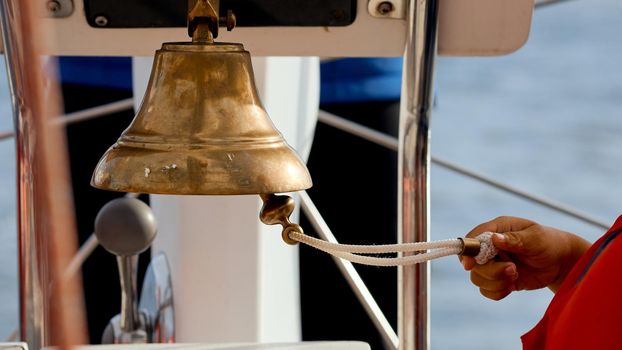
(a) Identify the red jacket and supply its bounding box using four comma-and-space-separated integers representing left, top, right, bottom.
521, 215, 622, 349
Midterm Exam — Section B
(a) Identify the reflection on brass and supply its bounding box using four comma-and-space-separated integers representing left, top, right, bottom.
458, 237, 481, 257
259, 194, 303, 245
91, 41, 312, 195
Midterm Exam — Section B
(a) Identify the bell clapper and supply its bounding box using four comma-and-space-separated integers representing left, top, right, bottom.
259, 194, 303, 245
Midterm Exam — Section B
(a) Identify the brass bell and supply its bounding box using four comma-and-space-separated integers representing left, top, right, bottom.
91, 41, 312, 195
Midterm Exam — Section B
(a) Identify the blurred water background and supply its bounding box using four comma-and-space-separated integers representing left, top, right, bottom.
0, 0, 620, 349
431, 0, 622, 348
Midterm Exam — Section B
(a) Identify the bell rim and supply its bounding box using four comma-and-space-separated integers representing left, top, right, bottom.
90, 183, 314, 196
91, 143, 313, 195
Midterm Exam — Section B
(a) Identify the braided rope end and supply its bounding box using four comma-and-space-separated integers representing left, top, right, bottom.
474, 232, 498, 264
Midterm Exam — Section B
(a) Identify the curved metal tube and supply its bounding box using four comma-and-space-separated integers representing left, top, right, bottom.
398, 0, 439, 349
0, 1, 48, 348
0, 1, 87, 349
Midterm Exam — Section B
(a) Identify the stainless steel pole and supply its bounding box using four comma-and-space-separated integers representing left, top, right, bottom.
0, 1, 49, 348
397, 0, 439, 349
0, 1, 87, 348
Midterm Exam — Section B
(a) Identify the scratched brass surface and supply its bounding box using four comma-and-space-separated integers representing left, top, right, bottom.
92, 42, 312, 195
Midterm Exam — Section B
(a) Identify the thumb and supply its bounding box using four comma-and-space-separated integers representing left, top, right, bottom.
491, 231, 530, 254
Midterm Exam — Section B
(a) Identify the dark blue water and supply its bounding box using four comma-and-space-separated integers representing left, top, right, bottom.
0, 1, 621, 348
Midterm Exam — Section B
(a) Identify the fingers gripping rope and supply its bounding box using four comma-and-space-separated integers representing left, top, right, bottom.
287, 230, 498, 267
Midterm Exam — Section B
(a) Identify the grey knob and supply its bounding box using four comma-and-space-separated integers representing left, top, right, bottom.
95, 197, 157, 256
97, 197, 157, 343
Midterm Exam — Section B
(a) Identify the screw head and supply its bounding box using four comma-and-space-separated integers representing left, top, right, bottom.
94, 15, 109, 27
46, 0, 61, 13
220, 10, 237, 32
226, 10, 236, 31
377, 1, 394, 15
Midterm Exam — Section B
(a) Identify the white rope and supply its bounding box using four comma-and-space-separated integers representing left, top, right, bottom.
289, 231, 463, 253
318, 246, 462, 267
287, 230, 498, 267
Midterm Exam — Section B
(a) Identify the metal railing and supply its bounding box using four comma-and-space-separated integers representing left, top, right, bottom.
535, 0, 575, 9
0, 98, 134, 142
0, 100, 606, 232
317, 110, 610, 231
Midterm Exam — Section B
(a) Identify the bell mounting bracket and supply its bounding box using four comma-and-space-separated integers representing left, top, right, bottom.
188, 0, 236, 42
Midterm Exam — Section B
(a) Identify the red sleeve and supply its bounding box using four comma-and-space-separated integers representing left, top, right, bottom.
521, 215, 622, 350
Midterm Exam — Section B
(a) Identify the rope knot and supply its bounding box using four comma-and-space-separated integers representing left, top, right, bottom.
474, 232, 498, 265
